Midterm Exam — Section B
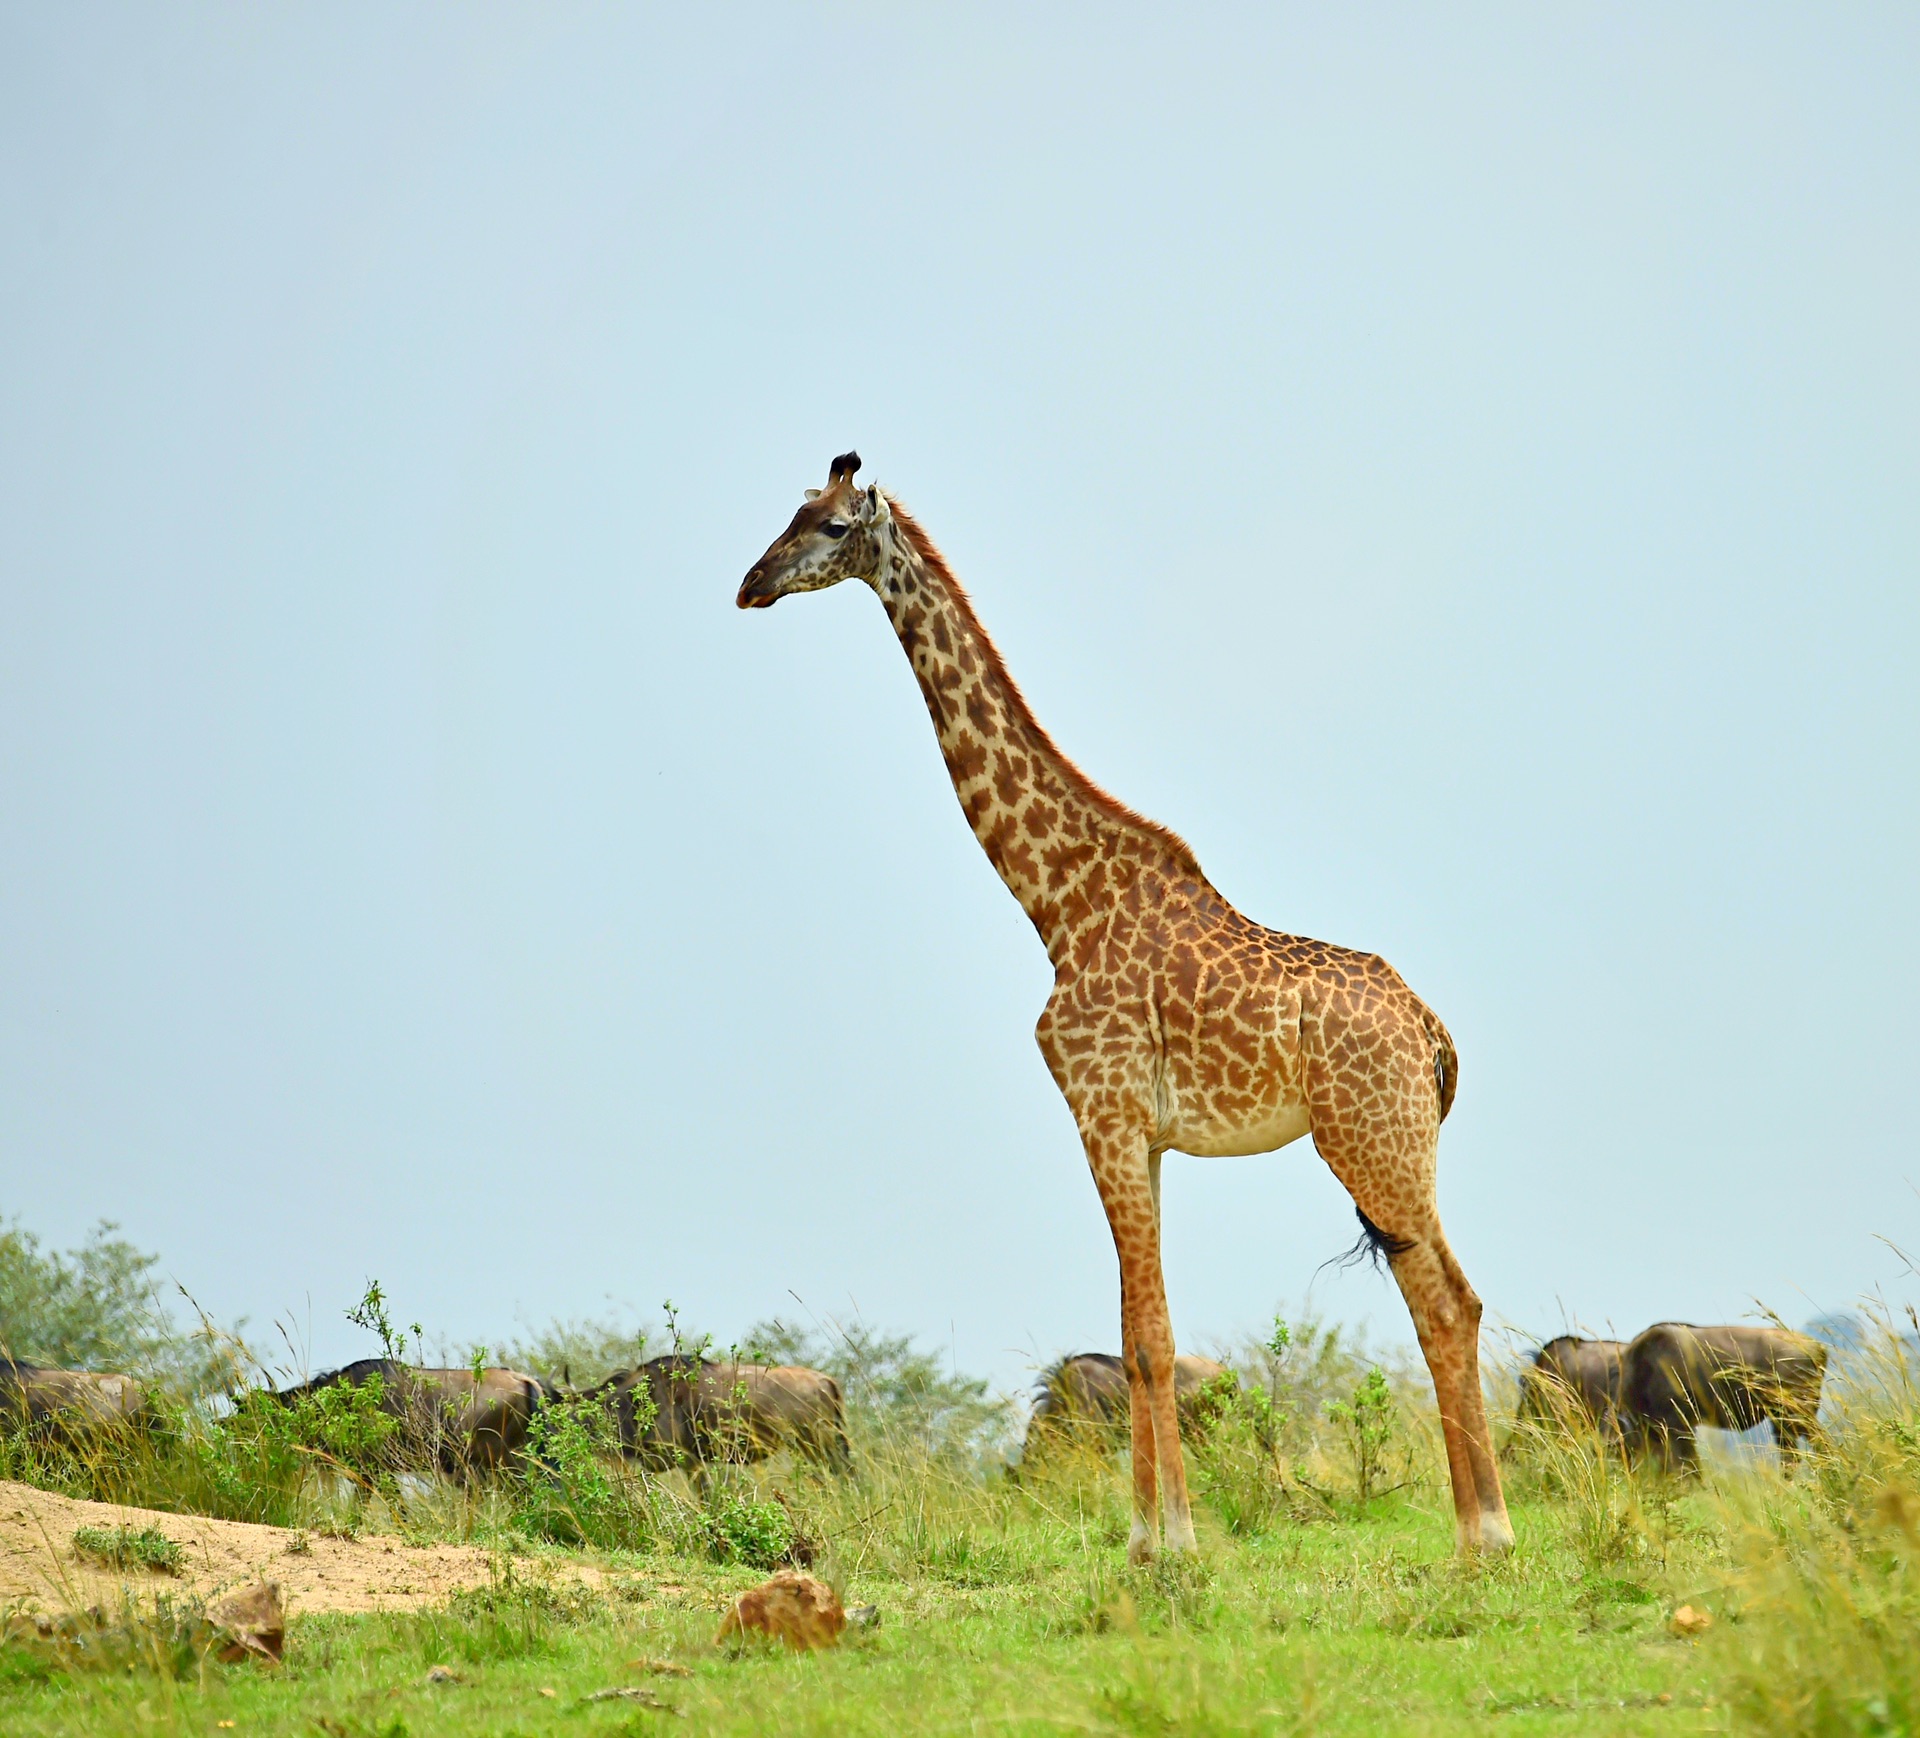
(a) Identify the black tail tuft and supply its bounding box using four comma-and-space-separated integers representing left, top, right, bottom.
1331, 1208, 1416, 1274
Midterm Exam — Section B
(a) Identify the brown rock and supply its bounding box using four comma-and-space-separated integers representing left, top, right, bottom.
714, 1570, 845, 1651
209, 1581, 284, 1664
1669, 1604, 1713, 1638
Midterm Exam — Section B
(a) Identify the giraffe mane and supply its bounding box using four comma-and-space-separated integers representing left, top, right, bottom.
886, 497, 1207, 882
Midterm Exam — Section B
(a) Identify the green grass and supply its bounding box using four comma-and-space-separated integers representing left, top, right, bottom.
1, 1490, 1729, 1737
5, 1302, 1917, 1734
68, 1523, 182, 1575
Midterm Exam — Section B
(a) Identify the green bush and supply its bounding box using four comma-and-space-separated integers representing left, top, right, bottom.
191, 1377, 400, 1520
41, 1377, 406, 1528
70, 1524, 182, 1574
1192, 1375, 1301, 1537
513, 1391, 659, 1551
702, 1490, 797, 1569
1327, 1368, 1401, 1505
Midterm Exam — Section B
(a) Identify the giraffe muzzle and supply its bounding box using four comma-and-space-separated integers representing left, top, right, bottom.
737, 566, 780, 609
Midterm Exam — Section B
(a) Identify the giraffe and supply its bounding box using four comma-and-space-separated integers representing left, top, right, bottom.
737, 452, 1514, 1560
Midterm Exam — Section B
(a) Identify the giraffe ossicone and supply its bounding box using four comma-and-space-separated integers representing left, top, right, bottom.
738, 452, 1514, 1558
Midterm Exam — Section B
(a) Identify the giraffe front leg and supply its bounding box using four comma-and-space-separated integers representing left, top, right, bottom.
1117, 1263, 1158, 1564
1084, 1125, 1194, 1562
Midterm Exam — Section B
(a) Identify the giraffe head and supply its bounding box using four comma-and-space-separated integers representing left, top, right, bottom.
737, 450, 893, 609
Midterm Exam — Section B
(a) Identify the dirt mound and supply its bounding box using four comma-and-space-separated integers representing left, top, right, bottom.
0, 1479, 592, 1615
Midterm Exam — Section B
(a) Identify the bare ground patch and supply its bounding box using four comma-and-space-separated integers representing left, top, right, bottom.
0, 1479, 603, 1615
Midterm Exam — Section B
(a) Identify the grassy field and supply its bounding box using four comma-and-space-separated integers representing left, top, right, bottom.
0, 1502, 1721, 1737
3, 1232, 1917, 1735
4, 1309, 1919, 1737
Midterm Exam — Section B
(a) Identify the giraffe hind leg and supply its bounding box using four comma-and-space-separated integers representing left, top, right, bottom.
1319, 1133, 1513, 1553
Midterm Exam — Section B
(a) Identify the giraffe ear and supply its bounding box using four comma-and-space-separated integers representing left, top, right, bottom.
862, 483, 891, 526
803, 488, 822, 502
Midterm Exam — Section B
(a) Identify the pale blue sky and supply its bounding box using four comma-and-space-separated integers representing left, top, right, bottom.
2, 6, 1915, 1388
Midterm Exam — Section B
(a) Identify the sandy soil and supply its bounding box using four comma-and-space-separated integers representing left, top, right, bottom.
0, 1479, 600, 1616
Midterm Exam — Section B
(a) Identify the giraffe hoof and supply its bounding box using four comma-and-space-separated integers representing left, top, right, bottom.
1476, 1513, 1516, 1554
1126, 1521, 1157, 1566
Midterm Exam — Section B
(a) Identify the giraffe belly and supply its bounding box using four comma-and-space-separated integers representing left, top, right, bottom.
1171, 1100, 1313, 1159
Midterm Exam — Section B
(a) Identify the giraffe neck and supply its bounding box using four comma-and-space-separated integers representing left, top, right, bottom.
871, 507, 1205, 960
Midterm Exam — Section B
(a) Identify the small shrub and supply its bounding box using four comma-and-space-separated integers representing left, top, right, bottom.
1327, 1368, 1399, 1504
514, 1391, 658, 1551
919, 1526, 1024, 1587
71, 1524, 182, 1574
179, 1378, 398, 1526
1192, 1372, 1302, 1536
703, 1490, 797, 1569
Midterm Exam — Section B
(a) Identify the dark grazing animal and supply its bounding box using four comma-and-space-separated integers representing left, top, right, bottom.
589, 1357, 852, 1477
0, 1358, 150, 1444
1023, 1353, 1235, 1460
1511, 1336, 1628, 1444
1618, 1323, 1827, 1471
271, 1360, 554, 1477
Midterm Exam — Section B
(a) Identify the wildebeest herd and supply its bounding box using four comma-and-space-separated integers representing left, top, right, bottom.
1, 1324, 1831, 1487
1513, 1322, 1829, 1469
264, 1355, 852, 1483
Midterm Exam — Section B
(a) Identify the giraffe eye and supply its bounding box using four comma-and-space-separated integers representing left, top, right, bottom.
823, 520, 850, 539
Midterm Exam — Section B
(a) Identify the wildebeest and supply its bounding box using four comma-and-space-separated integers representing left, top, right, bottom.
1618, 1323, 1827, 1471
0, 1358, 150, 1445
1510, 1336, 1628, 1446
1023, 1353, 1236, 1461
271, 1360, 555, 1477
588, 1357, 852, 1477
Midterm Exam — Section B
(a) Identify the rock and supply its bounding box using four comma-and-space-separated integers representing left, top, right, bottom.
209, 1582, 284, 1665
714, 1570, 846, 1651
1669, 1604, 1713, 1638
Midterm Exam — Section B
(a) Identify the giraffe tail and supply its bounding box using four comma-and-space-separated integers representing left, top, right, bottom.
1426, 1013, 1459, 1122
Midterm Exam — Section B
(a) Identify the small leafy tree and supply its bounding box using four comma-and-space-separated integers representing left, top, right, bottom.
0, 1219, 232, 1390
346, 1280, 421, 1364
516, 1387, 659, 1551
1327, 1367, 1399, 1504
1190, 1317, 1304, 1534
